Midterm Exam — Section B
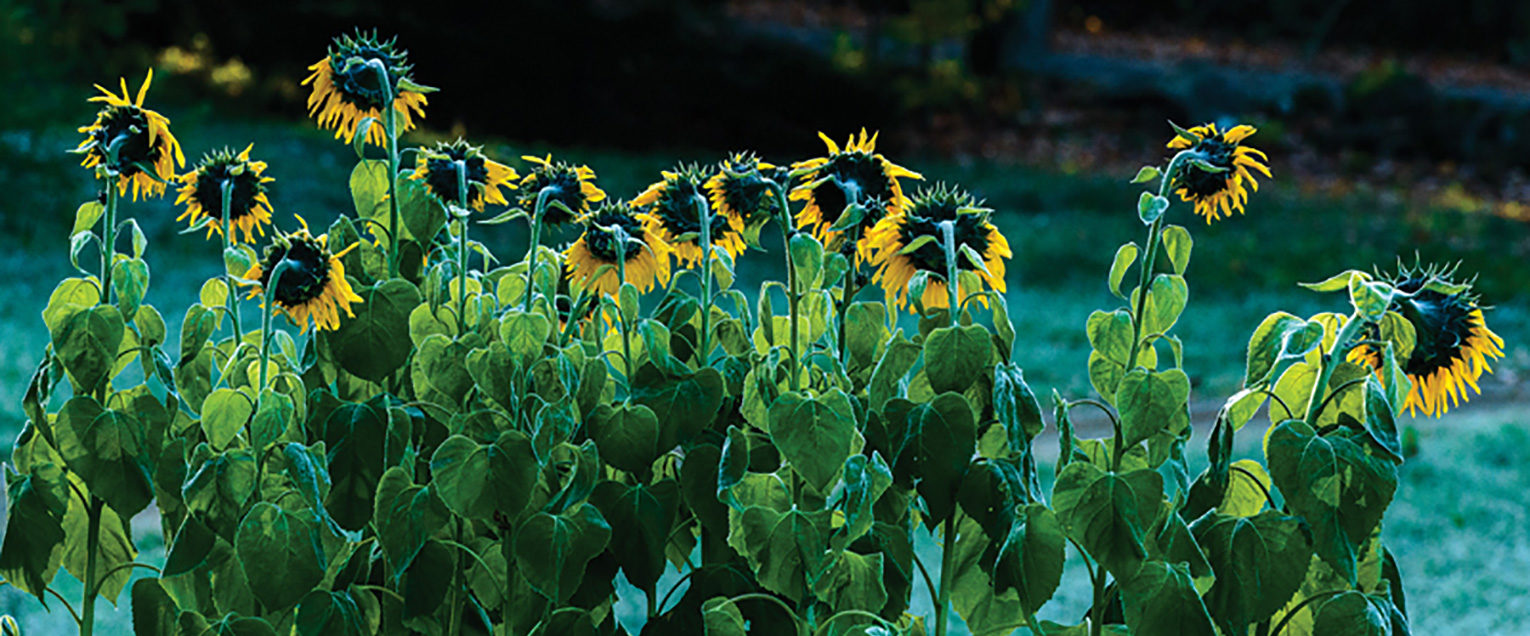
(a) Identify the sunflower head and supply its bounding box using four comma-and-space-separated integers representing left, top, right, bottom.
175, 144, 275, 244
243, 216, 363, 333
518, 154, 607, 227
706, 151, 783, 247
791, 129, 923, 257
1352, 263, 1506, 417
637, 163, 745, 267
409, 139, 518, 212
564, 200, 673, 297
864, 183, 1012, 313
302, 30, 430, 146
1166, 122, 1271, 223
74, 69, 185, 200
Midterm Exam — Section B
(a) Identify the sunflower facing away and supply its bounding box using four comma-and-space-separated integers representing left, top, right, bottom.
242, 216, 363, 333
637, 163, 746, 267
410, 139, 518, 211
1351, 265, 1506, 417
1166, 123, 1271, 223
863, 184, 1011, 312
74, 69, 185, 200
705, 151, 785, 247
518, 154, 608, 227
564, 200, 673, 297
302, 31, 429, 146
791, 129, 923, 258
175, 144, 275, 243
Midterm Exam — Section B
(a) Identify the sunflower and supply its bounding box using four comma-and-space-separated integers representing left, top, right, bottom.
74, 69, 185, 201
174, 144, 275, 244
242, 216, 363, 333
1351, 265, 1506, 417
302, 31, 429, 147
1165, 123, 1271, 223
791, 129, 923, 258
635, 163, 746, 268
564, 200, 673, 297
518, 154, 607, 227
863, 184, 1011, 312
409, 139, 518, 212
705, 151, 784, 247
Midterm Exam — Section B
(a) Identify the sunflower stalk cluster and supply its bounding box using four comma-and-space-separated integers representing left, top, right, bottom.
4, 32, 1507, 636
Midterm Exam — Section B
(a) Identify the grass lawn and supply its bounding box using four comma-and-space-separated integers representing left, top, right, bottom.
0, 113, 1525, 632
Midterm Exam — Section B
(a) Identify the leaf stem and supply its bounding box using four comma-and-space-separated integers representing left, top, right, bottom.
1304, 311, 1366, 425
727, 593, 807, 636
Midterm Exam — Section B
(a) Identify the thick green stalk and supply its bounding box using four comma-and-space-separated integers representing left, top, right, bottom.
1090, 561, 1106, 636
768, 181, 802, 390
454, 160, 470, 327
696, 193, 715, 365
79, 497, 103, 636
616, 237, 635, 385
940, 220, 960, 329
99, 185, 117, 305
934, 514, 960, 636
522, 187, 553, 313
220, 180, 242, 339
1304, 310, 1366, 425
368, 61, 403, 279
258, 264, 288, 397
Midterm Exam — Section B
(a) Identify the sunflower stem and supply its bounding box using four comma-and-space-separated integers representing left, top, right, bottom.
372, 61, 404, 280
99, 185, 117, 305
616, 233, 635, 387
220, 180, 243, 340
934, 512, 960, 636
940, 220, 960, 329
766, 179, 802, 391
523, 187, 553, 314
79, 496, 103, 636
1304, 310, 1367, 426
455, 160, 471, 329
696, 192, 714, 366
258, 263, 289, 400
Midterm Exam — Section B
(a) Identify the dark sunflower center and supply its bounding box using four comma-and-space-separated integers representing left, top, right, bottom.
330, 46, 402, 110
653, 180, 730, 241
897, 211, 992, 274
260, 237, 332, 307
814, 152, 895, 227
1178, 138, 1238, 198
92, 107, 157, 174
584, 211, 647, 262
424, 154, 488, 205
191, 163, 263, 220
523, 169, 585, 226
1390, 277, 1477, 376
722, 172, 775, 222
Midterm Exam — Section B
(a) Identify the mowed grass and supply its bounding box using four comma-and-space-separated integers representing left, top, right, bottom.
0, 113, 1526, 632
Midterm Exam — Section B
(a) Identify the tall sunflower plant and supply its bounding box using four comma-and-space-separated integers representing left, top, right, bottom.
4, 31, 1507, 636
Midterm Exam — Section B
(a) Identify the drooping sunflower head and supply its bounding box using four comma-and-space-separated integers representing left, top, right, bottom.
1352, 263, 1506, 417
791, 129, 923, 257
564, 200, 674, 297
705, 151, 783, 247
1166, 122, 1271, 223
302, 30, 430, 146
242, 216, 363, 333
74, 69, 185, 200
636, 163, 745, 267
518, 154, 607, 227
175, 144, 274, 244
409, 139, 518, 212
864, 183, 1012, 313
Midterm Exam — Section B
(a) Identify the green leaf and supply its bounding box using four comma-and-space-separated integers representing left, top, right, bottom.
588, 479, 680, 591
923, 325, 993, 394
1348, 276, 1394, 322
182, 447, 258, 541
1115, 368, 1191, 448
61, 481, 136, 603
845, 301, 889, 369
1190, 510, 1314, 635
790, 232, 825, 287
513, 503, 612, 603
373, 466, 450, 582
0, 464, 68, 601
1299, 270, 1366, 293
72, 200, 105, 236
54, 397, 154, 517
528, 607, 599, 636
728, 506, 831, 602
833, 452, 893, 550
349, 159, 389, 219
131, 578, 180, 635
52, 304, 124, 392
868, 331, 921, 411
1086, 309, 1134, 366
315, 398, 392, 532
326, 279, 420, 382
295, 590, 367, 636
430, 432, 539, 520
991, 503, 1066, 613
1161, 225, 1192, 275
1265, 420, 1397, 585
1138, 274, 1188, 337
1221, 459, 1274, 517
586, 403, 661, 475
1130, 165, 1161, 184
1053, 462, 1162, 577
994, 362, 1045, 450
1118, 560, 1217, 635
1138, 192, 1169, 224
201, 388, 253, 451
236, 502, 326, 612
893, 393, 978, 527
112, 258, 149, 318
1311, 591, 1390, 636
1245, 312, 1324, 388
407, 302, 457, 346
631, 365, 725, 450
500, 311, 552, 365
701, 597, 748, 636
409, 333, 473, 408
1107, 242, 1139, 300
947, 514, 1026, 636
769, 390, 857, 493
814, 551, 887, 614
